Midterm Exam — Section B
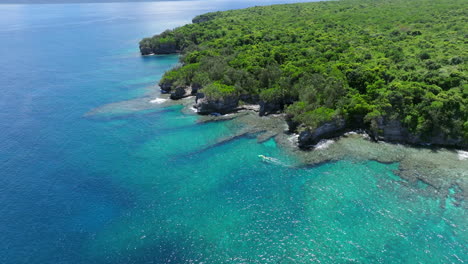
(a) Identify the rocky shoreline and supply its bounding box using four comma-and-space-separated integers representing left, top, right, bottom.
156, 77, 468, 151
192, 104, 468, 208
84, 88, 467, 208
136, 41, 467, 205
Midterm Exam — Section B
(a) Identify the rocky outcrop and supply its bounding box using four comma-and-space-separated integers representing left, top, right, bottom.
159, 80, 174, 93
372, 118, 414, 143
139, 43, 179, 55
240, 94, 260, 105
259, 96, 296, 116
191, 83, 202, 95
259, 100, 283, 116
152, 43, 178, 55
160, 80, 202, 96
194, 93, 239, 114
285, 116, 299, 133
170, 86, 191, 100
139, 45, 153, 56
371, 117, 467, 148
294, 116, 467, 150
298, 119, 346, 149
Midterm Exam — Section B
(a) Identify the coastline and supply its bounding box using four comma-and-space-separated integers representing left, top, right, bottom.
139, 0, 467, 151
221, 107, 468, 208
88, 91, 467, 206
5, 1, 466, 262
152, 86, 468, 151
132, 0, 467, 209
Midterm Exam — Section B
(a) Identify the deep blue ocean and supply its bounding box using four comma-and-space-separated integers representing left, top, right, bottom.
0, 1, 466, 263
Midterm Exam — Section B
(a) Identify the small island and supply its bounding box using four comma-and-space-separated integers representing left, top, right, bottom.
140, 0, 467, 149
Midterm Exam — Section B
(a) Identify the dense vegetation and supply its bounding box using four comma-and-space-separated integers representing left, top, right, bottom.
140, 0, 467, 144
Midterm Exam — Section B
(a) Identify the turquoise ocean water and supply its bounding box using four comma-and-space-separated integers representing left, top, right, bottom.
0, 1, 466, 263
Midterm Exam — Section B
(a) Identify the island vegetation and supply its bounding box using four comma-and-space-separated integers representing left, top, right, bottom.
140, 0, 467, 148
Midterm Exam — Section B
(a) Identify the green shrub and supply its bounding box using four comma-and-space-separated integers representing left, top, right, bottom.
202, 82, 236, 99
143, 0, 466, 141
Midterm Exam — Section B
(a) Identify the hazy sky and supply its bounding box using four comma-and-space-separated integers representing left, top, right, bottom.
0, 0, 316, 5
0, 0, 186, 4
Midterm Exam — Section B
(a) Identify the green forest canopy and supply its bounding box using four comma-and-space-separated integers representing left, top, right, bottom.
140, 0, 467, 141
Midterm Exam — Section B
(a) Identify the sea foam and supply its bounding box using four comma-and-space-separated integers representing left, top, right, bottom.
150, 98, 167, 104
457, 150, 468, 161
314, 139, 335, 150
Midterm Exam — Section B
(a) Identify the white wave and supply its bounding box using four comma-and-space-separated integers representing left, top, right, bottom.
344, 131, 358, 136
288, 134, 299, 144
314, 139, 335, 150
345, 131, 371, 139
149, 98, 167, 104
457, 150, 468, 161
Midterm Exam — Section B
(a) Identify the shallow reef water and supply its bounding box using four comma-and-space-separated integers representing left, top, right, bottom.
85, 93, 468, 263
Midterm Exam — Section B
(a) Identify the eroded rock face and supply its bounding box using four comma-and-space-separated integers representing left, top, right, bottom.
259, 100, 282, 116
170, 86, 191, 100
195, 93, 239, 114
139, 45, 153, 55
191, 83, 202, 95
153, 43, 178, 54
372, 117, 467, 148
240, 94, 260, 105
298, 119, 347, 149
139, 43, 178, 55
159, 80, 174, 94
259, 96, 296, 116
295, 116, 467, 150
373, 118, 413, 143
285, 115, 299, 133
161, 82, 202, 96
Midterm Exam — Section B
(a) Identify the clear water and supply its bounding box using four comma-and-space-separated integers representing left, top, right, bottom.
0, 1, 466, 263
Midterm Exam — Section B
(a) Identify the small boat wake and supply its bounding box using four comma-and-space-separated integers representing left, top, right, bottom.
258, 155, 290, 167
